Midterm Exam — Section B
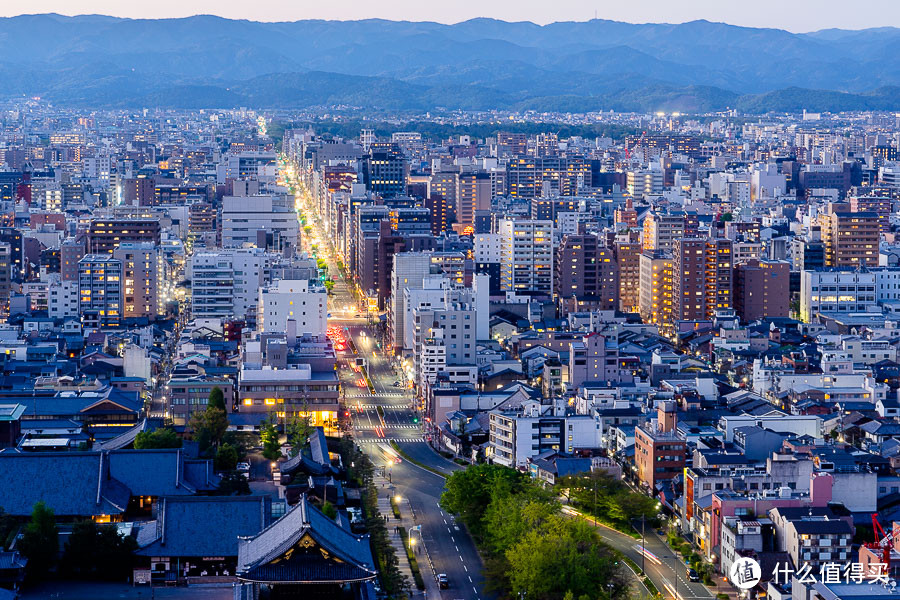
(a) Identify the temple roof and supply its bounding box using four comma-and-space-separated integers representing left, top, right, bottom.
237, 495, 376, 584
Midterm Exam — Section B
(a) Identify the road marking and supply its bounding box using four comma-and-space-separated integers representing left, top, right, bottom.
460, 556, 465, 562
468, 576, 473, 583
463, 565, 467, 572
455, 546, 459, 552
443, 519, 447, 524
447, 527, 451, 533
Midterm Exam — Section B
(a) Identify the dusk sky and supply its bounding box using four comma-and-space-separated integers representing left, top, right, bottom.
2, 0, 900, 32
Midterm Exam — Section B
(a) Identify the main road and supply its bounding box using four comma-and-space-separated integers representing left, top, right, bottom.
285, 163, 487, 600
282, 159, 713, 600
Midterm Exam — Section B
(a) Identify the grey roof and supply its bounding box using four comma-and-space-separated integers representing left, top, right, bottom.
0, 451, 129, 517
96, 418, 150, 450
138, 495, 271, 558
237, 495, 375, 580
790, 519, 853, 535
0, 449, 217, 517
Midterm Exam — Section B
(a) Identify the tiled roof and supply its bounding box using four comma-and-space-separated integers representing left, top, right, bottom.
238, 495, 375, 582
138, 495, 271, 558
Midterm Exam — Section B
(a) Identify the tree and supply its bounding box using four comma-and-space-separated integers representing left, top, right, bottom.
208, 386, 226, 412
216, 472, 251, 495
286, 410, 314, 457
321, 500, 338, 520
440, 464, 529, 540
0, 507, 17, 551
61, 520, 137, 580
216, 443, 239, 471
18, 502, 59, 578
134, 427, 182, 449
323, 279, 335, 293
260, 417, 281, 461
505, 515, 626, 600
189, 406, 229, 454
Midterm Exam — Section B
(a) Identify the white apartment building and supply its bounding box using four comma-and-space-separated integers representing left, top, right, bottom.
221, 195, 299, 250
258, 279, 327, 337
799, 270, 877, 322
499, 218, 553, 296
389, 252, 433, 353
474, 233, 502, 263
489, 400, 598, 467
48, 276, 79, 319
190, 249, 275, 320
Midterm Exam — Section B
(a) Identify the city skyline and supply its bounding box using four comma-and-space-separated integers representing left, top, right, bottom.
2, 0, 900, 33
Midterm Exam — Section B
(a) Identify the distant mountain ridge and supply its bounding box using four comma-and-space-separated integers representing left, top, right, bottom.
3, 14, 900, 112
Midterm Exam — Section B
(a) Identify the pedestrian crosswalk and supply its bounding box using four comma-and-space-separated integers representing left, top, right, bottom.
346, 393, 405, 399
357, 438, 424, 444
347, 404, 413, 410
354, 424, 420, 430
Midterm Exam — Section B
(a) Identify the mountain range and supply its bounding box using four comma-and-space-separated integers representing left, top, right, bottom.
4, 14, 900, 113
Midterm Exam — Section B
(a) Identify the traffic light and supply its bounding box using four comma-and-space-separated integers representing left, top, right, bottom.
412, 417, 419, 423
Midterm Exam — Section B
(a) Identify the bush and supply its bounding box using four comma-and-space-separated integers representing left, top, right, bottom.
399, 527, 425, 590
134, 428, 181, 449
215, 443, 239, 472
61, 520, 137, 580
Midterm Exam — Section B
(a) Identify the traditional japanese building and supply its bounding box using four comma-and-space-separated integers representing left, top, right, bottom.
237, 495, 377, 599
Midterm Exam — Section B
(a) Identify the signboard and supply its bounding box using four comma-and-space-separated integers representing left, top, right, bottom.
133, 569, 151, 585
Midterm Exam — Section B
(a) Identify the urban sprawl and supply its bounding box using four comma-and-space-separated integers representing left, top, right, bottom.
0, 104, 899, 600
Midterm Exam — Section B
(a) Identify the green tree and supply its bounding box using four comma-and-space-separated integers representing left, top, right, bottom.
506, 515, 626, 600
440, 464, 529, 540
215, 443, 239, 471
189, 406, 229, 454
134, 427, 182, 449
61, 520, 137, 580
286, 410, 314, 457
323, 278, 335, 293
18, 502, 59, 578
321, 500, 338, 520
208, 386, 226, 412
216, 472, 251, 495
0, 507, 17, 550
260, 417, 281, 461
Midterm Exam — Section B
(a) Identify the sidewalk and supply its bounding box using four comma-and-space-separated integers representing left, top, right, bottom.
374, 472, 441, 599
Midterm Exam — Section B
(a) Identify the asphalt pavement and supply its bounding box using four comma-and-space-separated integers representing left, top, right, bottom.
291, 177, 488, 600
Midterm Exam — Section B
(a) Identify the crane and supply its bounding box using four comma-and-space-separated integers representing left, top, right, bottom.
865, 514, 892, 570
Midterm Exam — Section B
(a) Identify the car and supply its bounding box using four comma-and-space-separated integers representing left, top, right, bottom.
236, 462, 251, 472
437, 574, 449, 589
687, 568, 700, 582
656, 529, 665, 536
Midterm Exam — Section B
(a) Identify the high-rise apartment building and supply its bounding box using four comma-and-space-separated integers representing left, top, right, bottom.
733, 259, 791, 322
78, 255, 123, 329
456, 172, 491, 227
112, 243, 162, 321
615, 241, 642, 313
554, 233, 618, 312
191, 249, 275, 321
499, 218, 554, 297
820, 209, 880, 268
639, 250, 673, 330
87, 218, 161, 254
672, 238, 733, 321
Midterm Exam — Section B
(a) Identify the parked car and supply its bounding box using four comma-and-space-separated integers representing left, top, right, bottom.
687, 568, 700, 582
236, 462, 251, 472
437, 574, 449, 589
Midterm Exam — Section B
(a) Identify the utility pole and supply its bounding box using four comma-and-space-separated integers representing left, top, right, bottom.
641, 513, 646, 574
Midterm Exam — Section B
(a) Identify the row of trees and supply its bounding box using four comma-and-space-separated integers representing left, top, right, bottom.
440, 464, 629, 600
557, 470, 661, 531
336, 436, 409, 597
17, 502, 137, 582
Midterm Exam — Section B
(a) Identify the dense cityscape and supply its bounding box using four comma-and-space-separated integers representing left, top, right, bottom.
3, 16, 900, 600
